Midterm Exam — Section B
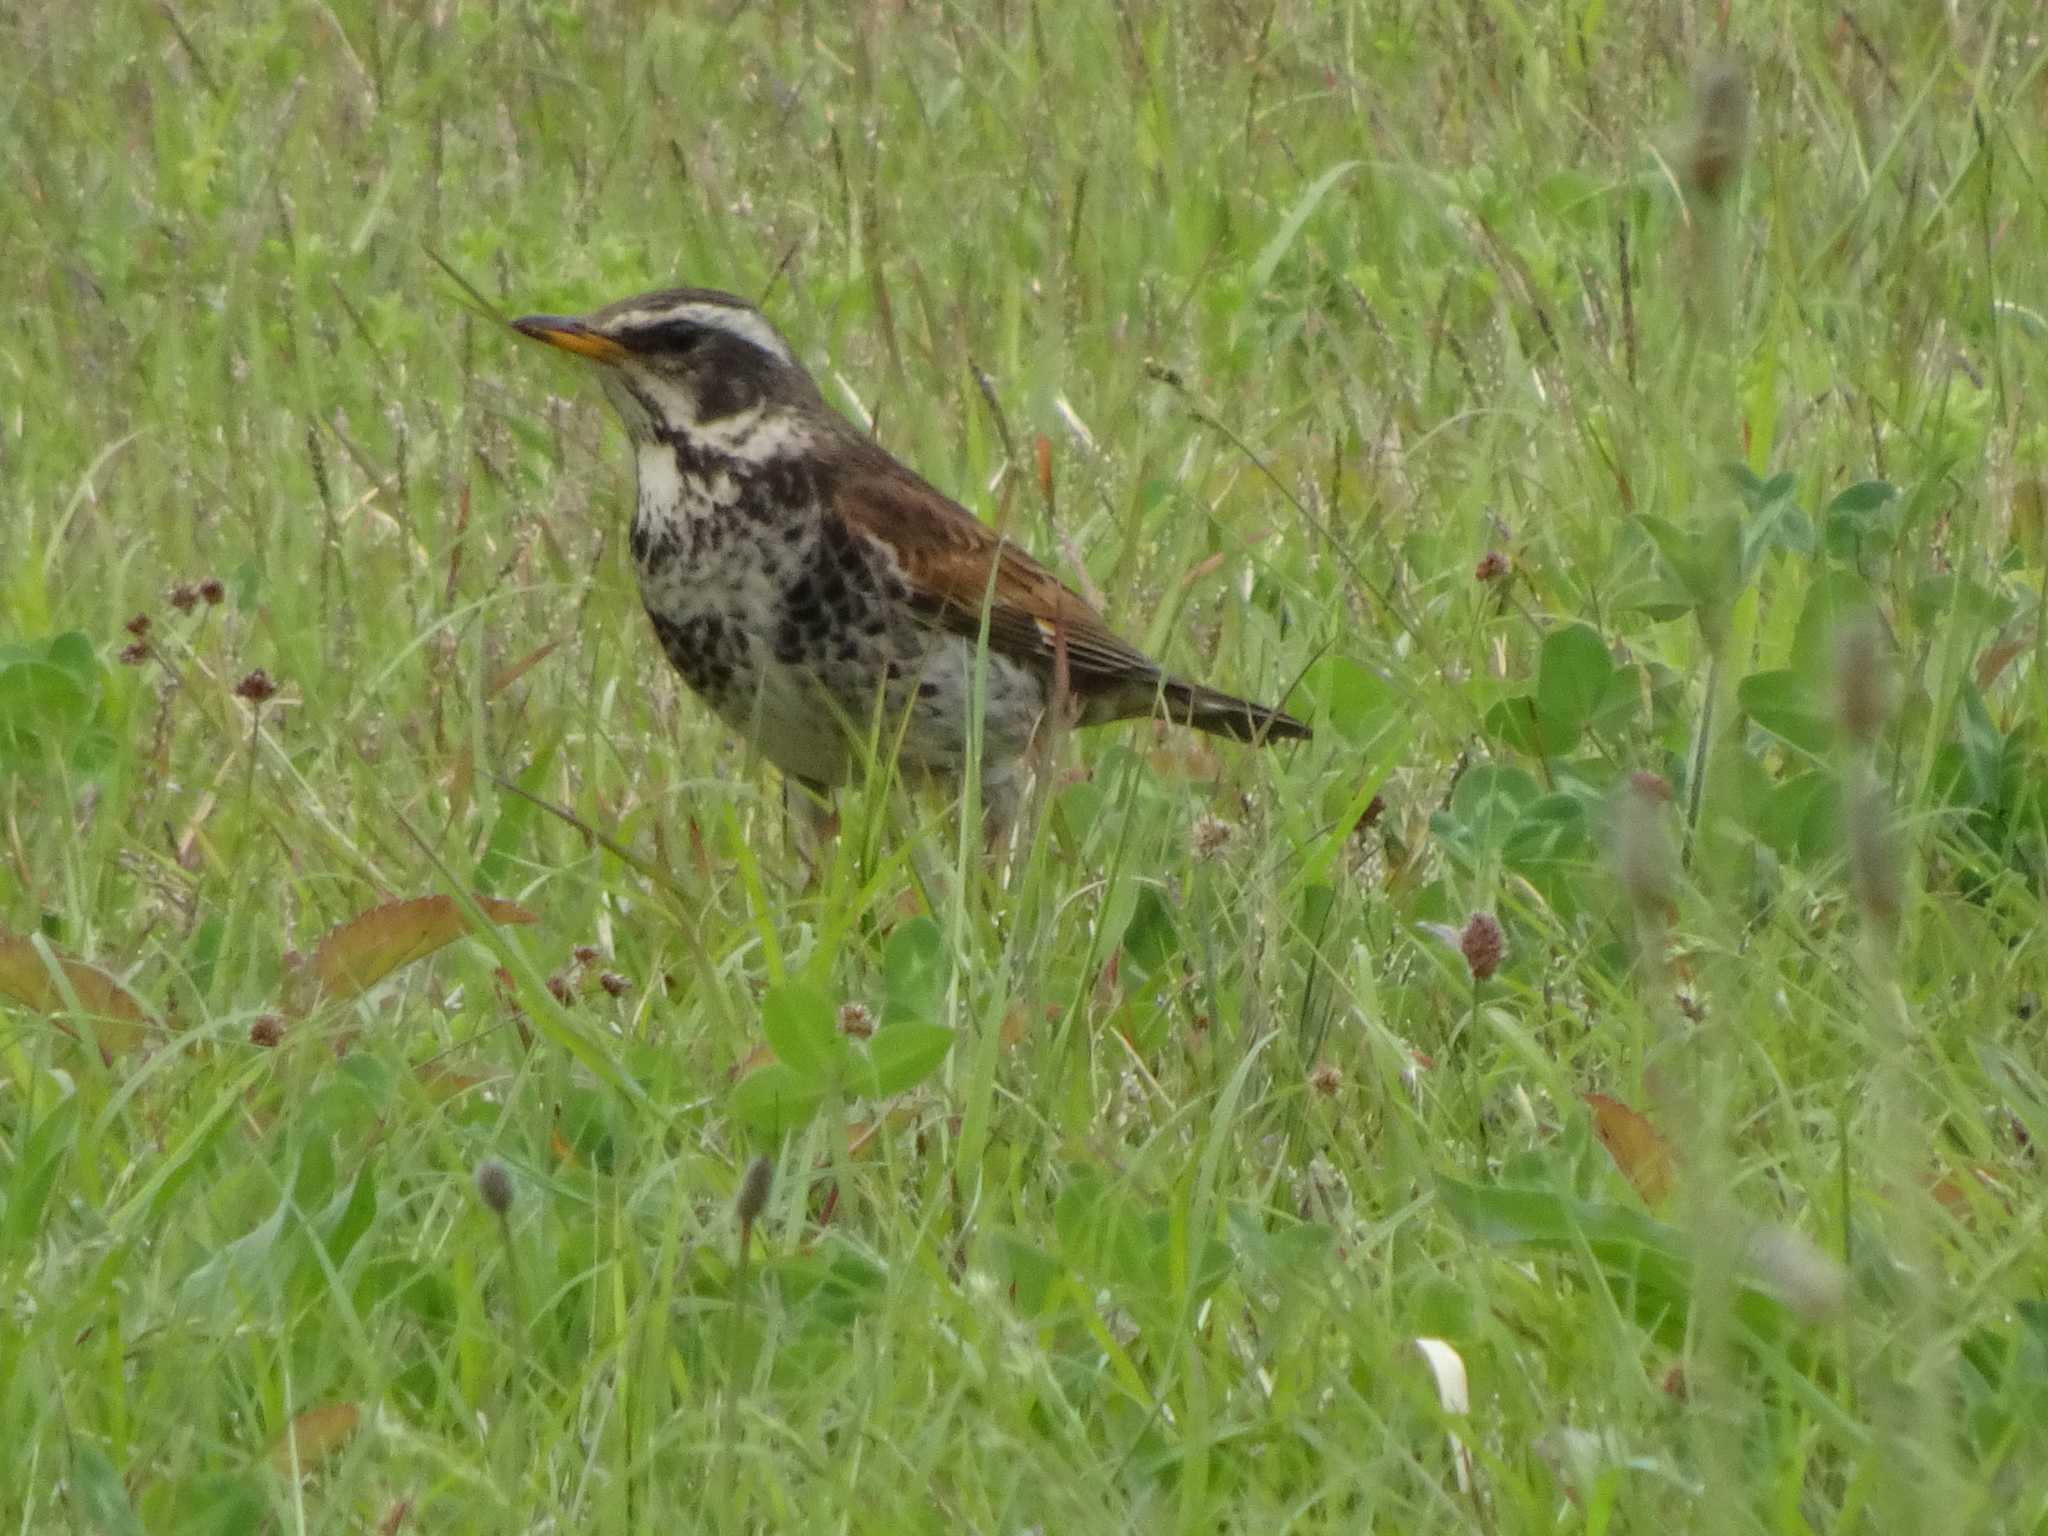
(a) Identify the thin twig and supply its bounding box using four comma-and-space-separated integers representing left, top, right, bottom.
155, 1, 223, 98
421, 244, 512, 327
484, 770, 694, 906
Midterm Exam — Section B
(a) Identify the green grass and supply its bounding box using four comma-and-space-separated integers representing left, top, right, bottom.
4, 1, 2048, 1529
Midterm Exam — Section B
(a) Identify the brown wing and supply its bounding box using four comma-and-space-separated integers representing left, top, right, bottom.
829, 437, 1163, 689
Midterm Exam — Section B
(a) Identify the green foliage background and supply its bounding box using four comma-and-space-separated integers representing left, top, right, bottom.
3, 1, 2046, 1529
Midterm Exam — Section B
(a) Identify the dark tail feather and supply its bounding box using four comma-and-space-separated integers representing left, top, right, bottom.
1160, 678, 1312, 744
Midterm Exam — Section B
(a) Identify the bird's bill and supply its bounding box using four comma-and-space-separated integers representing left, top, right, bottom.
511, 314, 630, 364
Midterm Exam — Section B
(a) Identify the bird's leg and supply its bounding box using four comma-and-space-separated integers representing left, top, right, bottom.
1045, 613, 1082, 735
980, 762, 1023, 862
991, 627, 1080, 863
982, 699, 1070, 873
783, 776, 840, 876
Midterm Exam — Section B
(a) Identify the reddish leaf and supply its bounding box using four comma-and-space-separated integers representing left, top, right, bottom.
268, 1400, 360, 1478
1585, 1092, 1675, 1207
308, 895, 537, 1004
0, 931, 151, 1055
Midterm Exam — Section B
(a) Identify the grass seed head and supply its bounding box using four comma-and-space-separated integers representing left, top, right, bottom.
1846, 775, 1903, 934
1685, 57, 1751, 202
736, 1154, 775, 1227
474, 1158, 515, 1217
1191, 813, 1236, 860
1613, 773, 1676, 919
234, 668, 278, 704
1833, 614, 1890, 748
1460, 912, 1505, 982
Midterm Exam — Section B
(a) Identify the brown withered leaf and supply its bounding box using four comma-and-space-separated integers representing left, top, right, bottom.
1976, 633, 2033, 692
1585, 1092, 1676, 1207
268, 1400, 360, 1479
444, 748, 474, 821
1001, 1002, 1057, 1048
412, 1062, 502, 1103
1927, 1166, 2008, 1225
1147, 726, 1222, 782
727, 1041, 776, 1083
845, 1105, 920, 1159
0, 931, 151, 1056
308, 895, 538, 1004
485, 640, 560, 701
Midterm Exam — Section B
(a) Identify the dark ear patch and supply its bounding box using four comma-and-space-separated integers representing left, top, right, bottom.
694, 337, 770, 419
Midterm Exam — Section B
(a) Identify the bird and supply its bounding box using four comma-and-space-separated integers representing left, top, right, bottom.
510, 286, 1308, 840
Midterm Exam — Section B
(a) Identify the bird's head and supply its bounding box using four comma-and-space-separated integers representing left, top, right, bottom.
512, 287, 821, 445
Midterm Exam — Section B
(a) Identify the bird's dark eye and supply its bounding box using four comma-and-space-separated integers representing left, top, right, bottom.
635, 320, 706, 357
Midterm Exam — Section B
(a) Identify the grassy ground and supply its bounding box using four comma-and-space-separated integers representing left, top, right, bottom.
5, 1, 2047, 1529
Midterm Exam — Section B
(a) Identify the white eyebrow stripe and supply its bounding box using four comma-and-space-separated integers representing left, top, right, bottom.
687, 305, 795, 365
614, 301, 795, 366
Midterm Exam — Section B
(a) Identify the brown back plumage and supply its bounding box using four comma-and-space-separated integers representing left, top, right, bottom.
827, 430, 1309, 740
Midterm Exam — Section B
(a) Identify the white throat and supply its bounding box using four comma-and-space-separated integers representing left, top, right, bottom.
631, 408, 815, 519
